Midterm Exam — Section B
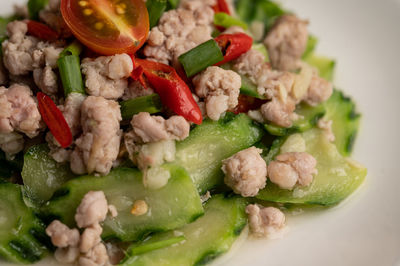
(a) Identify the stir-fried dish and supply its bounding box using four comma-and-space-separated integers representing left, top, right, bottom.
0, 0, 367, 265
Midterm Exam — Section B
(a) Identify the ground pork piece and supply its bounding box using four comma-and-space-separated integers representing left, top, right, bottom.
222, 147, 267, 197
81, 54, 133, 100
39, 0, 72, 38
317, 118, 335, 142
80, 223, 103, 253
70, 96, 122, 175
2, 21, 38, 75
193, 66, 241, 120
0, 132, 24, 156
75, 191, 109, 228
128, 112, 190, 143
33, 66, 58, 95
268, 152, 317, 190
303, 75, 333, 106
233, 49, 267, 79
78, 243, 109, 266
122, 80, 155, 100
260, 97, 296, 128
246, 204, 286, 238
144, 0, 215, 65
54, 247, 80, 264
46, 220, 80, 248
13, 4, 29, 19
264, 15, 309, 71
0, 84, 41, 138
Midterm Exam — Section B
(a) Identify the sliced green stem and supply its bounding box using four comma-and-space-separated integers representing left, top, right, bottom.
28, 0, 49, 21
120, 94, 163, 120
214, 13, 248, 30
146, 0, 167, 28
178, 39, 224, 77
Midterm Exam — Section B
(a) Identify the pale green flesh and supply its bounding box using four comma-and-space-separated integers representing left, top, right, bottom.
22, 144, 76, 205
257, 129, 366, 205
0, 183, 47, 263
44, 165, 204, 241
323, 90, 360, 156
304, 54, 336, 82
175, 113, 264, 194
120, 195, 247, 266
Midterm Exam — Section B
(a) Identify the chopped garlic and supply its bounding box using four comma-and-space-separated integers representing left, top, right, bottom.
131, 200, 148, 216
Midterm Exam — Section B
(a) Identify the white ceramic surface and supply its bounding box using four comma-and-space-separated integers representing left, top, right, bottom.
1, 0, 400, 265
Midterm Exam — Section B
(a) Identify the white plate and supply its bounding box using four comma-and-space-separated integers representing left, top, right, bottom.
1, 0, 400, 265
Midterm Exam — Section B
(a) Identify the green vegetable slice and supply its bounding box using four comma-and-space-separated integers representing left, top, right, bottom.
304, 54, 336, 82
120, 94, 163, 120
120, 195, 247, 266
214, 13, 248, 30
178, 39, 224, 77
323, 90, 361, 156
28, 0, 49, 20
264, 103, 325, 136
175, 113, 264, 193
146, 0, 167, 28
21, 144, 76, 205
0, 183, 48, 263
43, 165, 204, 242
257, 129, 367, 205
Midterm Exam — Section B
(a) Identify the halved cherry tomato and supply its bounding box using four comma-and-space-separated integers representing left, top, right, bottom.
61, 0, 149, 55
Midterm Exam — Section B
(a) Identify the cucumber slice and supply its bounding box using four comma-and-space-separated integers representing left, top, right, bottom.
43, 165, 204, 241
175, 113, 264, 193
22, 144, 76, 205
304, 54, 335, 82
120, 195, 247, 266
257, 129, 367, 205
0, 151, 22, 180
264, 103, 325, 136
0, 183, 48, 263
323, 90, 361, 156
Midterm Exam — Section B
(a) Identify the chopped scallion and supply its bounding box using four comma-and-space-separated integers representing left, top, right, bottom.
178, 39, 224, 77
28, 0, 49, 21
214, 13, 248, 30
146, 0, 167, 28
120, 94, 163, 120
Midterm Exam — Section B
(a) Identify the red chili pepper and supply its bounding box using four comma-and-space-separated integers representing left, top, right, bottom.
231, 95, 265, 114
26, 20, 60, 41
214, 33, 253, 66
213, 0, 231, 15
37, 92, 72, 148
131, 57, 203, 125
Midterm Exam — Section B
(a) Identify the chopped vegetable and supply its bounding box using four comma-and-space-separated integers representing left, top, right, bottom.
57, 41, 85, 96
304, 54, 336, 81
0, 183, 48, 263
27, 0, 49, 20
131, 57, 203, 125
178, 39, 224, 77
125, 235, 186, 257
213, 0, 231, 15
26, 20, 59, 41
214, 33, 253, 66
302, 35, 318, 59
36, 92, 73, 148
214, 13, 248, 30
60, 0, 149, 55
146, 0, 167, 28
120, 94, 163, 120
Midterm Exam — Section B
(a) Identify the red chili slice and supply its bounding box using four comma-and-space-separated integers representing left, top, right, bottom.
26, 20, 60, 41
131, 57, 203, 125
37, 92, 73, 148
213, 0, 231, 15
214, 33, 253, 66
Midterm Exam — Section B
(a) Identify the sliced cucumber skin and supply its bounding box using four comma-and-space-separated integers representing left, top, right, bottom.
324, 90, 360, 157
264, 103, 326, 137
175, 113, 264, 194
120, 195, 247, 266
22, 144, 76, 205
43, 165, 204, 242
257, 129, 367, 205
0, 183, 48, 263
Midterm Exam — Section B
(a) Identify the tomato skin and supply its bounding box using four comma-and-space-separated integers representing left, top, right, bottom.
61, 0, 149, 55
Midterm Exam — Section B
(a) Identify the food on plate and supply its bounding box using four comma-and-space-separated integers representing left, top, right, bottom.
0, 0, 366, 265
